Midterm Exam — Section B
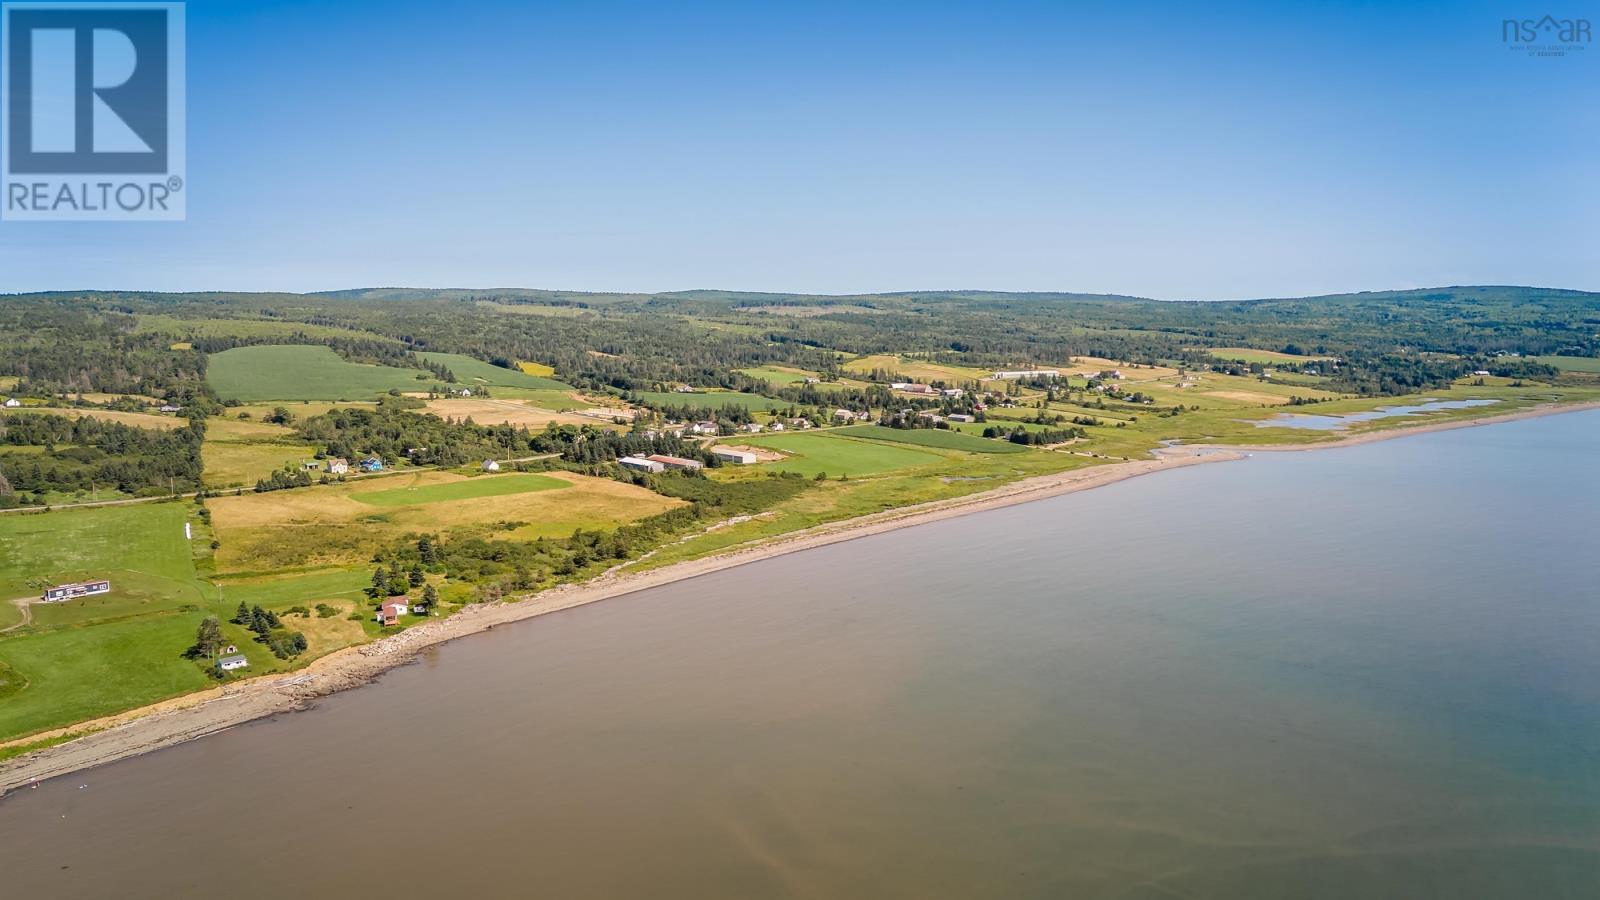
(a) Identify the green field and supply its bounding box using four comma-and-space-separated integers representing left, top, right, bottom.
208, 345, 434, 402
739, 431, 944, 477
1207, 347, 1334, 365
1531, 355, 1600, 373
0, 503, 224, 739
353, 472, 569, 507
834, 424, 1027, 453
418, 352, 573, 390
631, 391, 793, 412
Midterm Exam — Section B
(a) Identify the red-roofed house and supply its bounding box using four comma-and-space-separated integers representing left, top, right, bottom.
376, 596, 409, 626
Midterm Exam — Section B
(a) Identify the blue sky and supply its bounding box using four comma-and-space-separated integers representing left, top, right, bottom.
1, 0, 1595, 298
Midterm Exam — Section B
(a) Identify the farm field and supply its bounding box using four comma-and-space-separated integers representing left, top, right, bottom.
516, 361, 558, 376
0, 503, 224, 740
833, 424, 1026, 453
209, 470, 683, 572
3, 406, 185, 430
842, 354, 995, 385
738, 431, 945, 477
418, 353, 573, 391
208, 345, 434, 402
423, 397, 595, 428
631, 391, 794, 412
354, 472, 568, 507
1207, 347, 1336, 364
1531, 355, 1600, 373
135, 315, 379, 342
202, 417, 319, 489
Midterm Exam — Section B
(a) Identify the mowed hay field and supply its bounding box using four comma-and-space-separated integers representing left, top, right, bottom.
423, 397, 595, 428
739, 431, 945, 477
208, 345, 434, 402
0, 503, 218, 740
418, 352, 573, 391
1208, 347, 1337, 364
842, 354, 994, 385
209, 470, 684, 572
202, 416, 319, 488
4, 407, 185, 430
833, 424, 1026, 454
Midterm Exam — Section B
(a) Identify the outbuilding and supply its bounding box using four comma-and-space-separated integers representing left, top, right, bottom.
619, 455, 665, 474
712, 448, 759, 465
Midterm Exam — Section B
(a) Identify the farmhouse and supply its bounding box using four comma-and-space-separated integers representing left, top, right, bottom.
218, 654, 249, 672
690, 421, 719, 435
41, 580, 111, 603
712, 448, 759, 465
619, 455, 665, 473
3, 397, 21, 408
647, 454, 703, 471
992, 369, 1060, 380
359, 457, 384, 472
833, 408, 855, 423
738, 422, 764, 433
481, 459, 501, 472
376, 597, 409, 626
327, 457, 350, 474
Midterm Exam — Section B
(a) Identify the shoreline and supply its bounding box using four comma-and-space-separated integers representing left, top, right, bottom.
3, 398, 1597, 796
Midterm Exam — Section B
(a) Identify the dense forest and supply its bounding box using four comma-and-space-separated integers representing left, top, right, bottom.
0, 413, 204, 505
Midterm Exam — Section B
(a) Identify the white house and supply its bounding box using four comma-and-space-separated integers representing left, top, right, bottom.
833, 408, 855, 423
219, 654, 249, 671
481, 459, 501, 472
1472, 369, 1491, 377
2, 398, 19, 408
327, 457, 350, 475
738, 422, 764, 433
768, 421, 785, 432
376, 597, 409, 626
619, 455, 665, 474
947, 413, 976, 423
690, 420, 719, 435
42, 580, 111, 603
712, 448, 759, 465
159, 404, 183, 413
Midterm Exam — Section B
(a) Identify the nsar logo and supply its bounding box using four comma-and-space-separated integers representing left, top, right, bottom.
2, 2, 185, 220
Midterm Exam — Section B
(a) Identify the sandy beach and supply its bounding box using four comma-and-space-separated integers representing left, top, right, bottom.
3, 398, 1597, 796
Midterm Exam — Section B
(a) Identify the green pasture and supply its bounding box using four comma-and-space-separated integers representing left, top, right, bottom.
738, 431, 943, 477
352, 472, 569, 507
418, 352, 574, 390
632, 391, 793, 412
834, 424, 1026, 453
208, 345, 433, 402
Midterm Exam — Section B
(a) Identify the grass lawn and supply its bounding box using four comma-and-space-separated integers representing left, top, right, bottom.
631, 391, 793, 412
0, 613, 215, 741
738, 431, 944, 477
353, 472, 568, 507
1530, 355, 1600, 373
419, 352, 573, 390
0, 502, 224, 741
834, 424, 1026, 453
208, 345, 435, 402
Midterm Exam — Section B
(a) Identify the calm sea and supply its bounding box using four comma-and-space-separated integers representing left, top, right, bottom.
2, 411, 1597, 899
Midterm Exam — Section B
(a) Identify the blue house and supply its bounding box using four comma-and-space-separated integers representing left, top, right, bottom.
359, 456, 384, 472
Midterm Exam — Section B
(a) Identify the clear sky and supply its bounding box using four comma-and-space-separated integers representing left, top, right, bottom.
1, 0, 1594, 299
